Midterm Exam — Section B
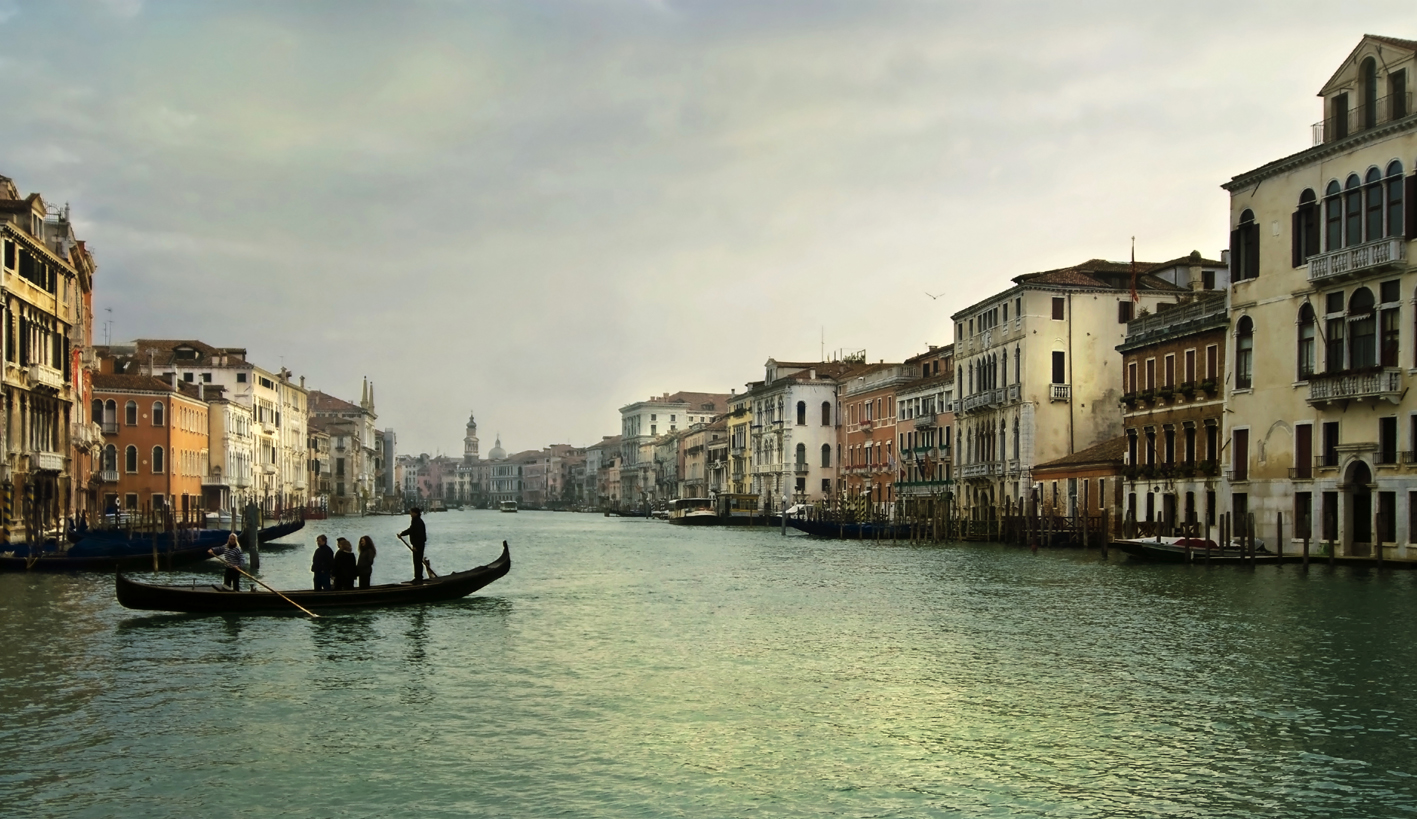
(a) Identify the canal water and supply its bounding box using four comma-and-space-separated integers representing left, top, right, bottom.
2, 512, 1416, 818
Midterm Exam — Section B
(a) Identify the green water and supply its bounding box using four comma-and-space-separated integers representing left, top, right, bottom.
2, 512, 1415, 818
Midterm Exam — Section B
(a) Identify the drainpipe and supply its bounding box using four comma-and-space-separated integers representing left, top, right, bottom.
1067, 293, 1075, 455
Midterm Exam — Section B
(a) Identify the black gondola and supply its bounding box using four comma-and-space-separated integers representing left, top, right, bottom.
2, 518, 309, 573
787, 518, 911, 539
116, 542, 511, 614
257, 518, 305, 543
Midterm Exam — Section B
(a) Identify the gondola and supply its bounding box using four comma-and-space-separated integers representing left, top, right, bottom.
116, 542, 511, 614
0, 518, 309, 572
1112, 536, 1275, 564
257, 518, 305, 543
787, 518, 911, 539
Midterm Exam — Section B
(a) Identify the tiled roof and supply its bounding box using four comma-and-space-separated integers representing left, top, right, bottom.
1013, 259, 1182, 292
1142, 253, 1226, 273
1365, 34, 1417, 52
92, 374, 208, 401
1033, 435, 1127, 471
130, 339, 249, 367
309, 390, 361, 414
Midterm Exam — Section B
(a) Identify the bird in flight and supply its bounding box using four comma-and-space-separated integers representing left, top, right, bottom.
925, 291, 944, 300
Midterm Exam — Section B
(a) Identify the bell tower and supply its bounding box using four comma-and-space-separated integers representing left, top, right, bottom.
463, 410, 479, 464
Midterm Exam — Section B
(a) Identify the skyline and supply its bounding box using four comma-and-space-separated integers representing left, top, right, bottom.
3, 2, 1413, 453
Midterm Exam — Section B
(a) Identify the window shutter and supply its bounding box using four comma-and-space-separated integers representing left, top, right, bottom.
1229, 228, 1241, 278
1292, 210, 1303, 267
1406, 174, 1417, 239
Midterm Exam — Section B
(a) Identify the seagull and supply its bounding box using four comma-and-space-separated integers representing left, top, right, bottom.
925, 291, 944, 300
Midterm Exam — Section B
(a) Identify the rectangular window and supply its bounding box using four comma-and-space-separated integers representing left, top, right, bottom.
1052, 298, 1065, 321
1321, 421, 1339, 467
1379, 492, 1397, 543
125, 493, 139, 511
1322, 491, 1338, 541
1164, 427, 1175, 464
1118, 301, 1133, 323
1184, 425, 1196, 463
1381, 308, 1400, 366
1145, 358, 1155, 391
1233, 429, 1249, 481
1127, 361, 1138, 394
1205, 345, 1218, 381
1202, 269, 1215, 290
1326, 319, 1345, 372
1164, 355, 1175, 388
1295, 492, 1312, 542
1391, 70, 1408, 119
1379, 416, 1398, 464
1185, 349, 1196, 384
1295, 423, 1312, 479
1206, 424, 1218, 462
1051, 351, 1065, 384
1206, 490, 1216, 526
236, 372, 248, 383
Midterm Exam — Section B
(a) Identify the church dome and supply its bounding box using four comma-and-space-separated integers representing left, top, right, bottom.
488, 434, 506, 461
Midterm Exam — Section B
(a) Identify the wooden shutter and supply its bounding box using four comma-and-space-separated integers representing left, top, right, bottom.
1234, 429, 1249, 482
1229, 227, 1241, 275
1292, 210, 1304, 267
1295, 424, 1312, 479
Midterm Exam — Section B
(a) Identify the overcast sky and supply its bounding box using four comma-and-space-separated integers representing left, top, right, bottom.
2, 1, 1411, 455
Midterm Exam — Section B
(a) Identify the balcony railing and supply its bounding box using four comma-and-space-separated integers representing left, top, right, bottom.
914, 414, 937, 430
202, 471, 227, 486
101, 420, 119, 435
1307, 237, 1406, 283
1312, 92, 1413, 145
959, 462, 995, 479
30, 451, 64, 472
100, 469, 119, 483
28, 363, 66, 390
1005, 383, 1021, 403
794, 463, 809, 475
1050, 384, 1072, 402
1306, 367, 1403, 406
1315, 454, 1340, 470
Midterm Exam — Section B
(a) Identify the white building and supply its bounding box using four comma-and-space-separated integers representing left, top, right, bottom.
744, 360, 854, 508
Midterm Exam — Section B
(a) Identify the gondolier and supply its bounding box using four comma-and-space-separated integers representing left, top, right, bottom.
208, 533, 247, 591
399, 508, 428, 581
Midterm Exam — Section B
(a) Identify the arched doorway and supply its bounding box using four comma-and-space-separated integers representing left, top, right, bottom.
1345, 460, 1373, 556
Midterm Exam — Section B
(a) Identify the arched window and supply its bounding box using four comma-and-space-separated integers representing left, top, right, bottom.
1365, 167, 1384, 242
1236, 317, 1254, 389
1013, 418, 1020, 460
90, 399, 101, 425
1014, 346, 1020, 384
152, 446, 164, 474
796, 401, 806, 426
1361, 57, 1379, 130
152, 401, 165, 427
1325, 180, 1343, 250
124, 400, 137, 426
102, 444, 116, 472
1345, 174, 1363, 247
1232, 209, 1259, 281
1350, 287, 1377, 368
1297, 304, 1316, 380
1386, 160, 1405, 238
821, 443, 831, 468
821, 401, 831, 426
795, 442, 806, 466
1293, 189, 1319, 267
124, 445, 138, 473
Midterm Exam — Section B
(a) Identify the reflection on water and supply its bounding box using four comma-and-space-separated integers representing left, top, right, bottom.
2, 512, 1416, 818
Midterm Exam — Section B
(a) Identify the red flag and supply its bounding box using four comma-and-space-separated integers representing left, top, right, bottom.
1130, 236, 1139, 303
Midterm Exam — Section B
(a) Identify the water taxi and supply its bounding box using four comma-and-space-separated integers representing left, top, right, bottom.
500, 501, 519, 513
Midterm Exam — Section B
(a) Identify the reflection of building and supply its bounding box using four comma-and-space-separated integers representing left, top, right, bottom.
1220, 34, 1417, 557
0, 175, 96, 540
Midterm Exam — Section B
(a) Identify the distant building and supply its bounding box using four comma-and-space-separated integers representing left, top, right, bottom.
618, 391, 730, 507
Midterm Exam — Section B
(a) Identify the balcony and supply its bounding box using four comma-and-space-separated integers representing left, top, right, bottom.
1307, 237, 1406, 283
30, 451, 64, 472
1050, 384, 1072, 402
202, 470, 227, 486
28, 363, 66, 390
101, 420, 119, 435
961, 391, 999, 415
262, 464, 278, 475
1312, 92, 1412, 145
959, 462, 995, 479
100, 468, 119, 483
794, 463, 809, 475
859, 420, 873, 432
261, 422, 277, 435
1005, 383, 1021, 403
1314, 454, 1340, 471
914, 414, 937, 430
1306, 367, 1403, 406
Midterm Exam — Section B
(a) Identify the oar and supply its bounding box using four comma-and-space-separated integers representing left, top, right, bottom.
396, 534, 438, 578
218, 559, 320, 619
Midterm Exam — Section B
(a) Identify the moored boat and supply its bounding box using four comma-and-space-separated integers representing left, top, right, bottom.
116, 542, 512, 614
1113, 536, 1275, 563
499, 501, 519, 513
1, 518, 307, 572
667, 498, 717, 526
787, 518, 911, 539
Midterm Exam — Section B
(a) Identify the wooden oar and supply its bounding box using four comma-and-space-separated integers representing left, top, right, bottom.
396, 534, 438, 578
218, 559, 320, 618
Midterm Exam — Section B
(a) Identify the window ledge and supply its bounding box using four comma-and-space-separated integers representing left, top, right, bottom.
1232, 388, 1253, 396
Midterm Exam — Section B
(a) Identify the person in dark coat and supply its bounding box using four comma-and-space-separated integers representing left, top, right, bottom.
311, 534, 334, 590
332, 537, 358, 591
399, 508, 428, 581
356, 535, 377, 589
209, 533, 246, 591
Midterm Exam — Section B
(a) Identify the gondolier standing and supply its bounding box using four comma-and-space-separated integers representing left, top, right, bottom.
209, 533, 246, 591
399, 508, 428, 582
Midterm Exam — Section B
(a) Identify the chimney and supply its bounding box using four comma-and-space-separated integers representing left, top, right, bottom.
171, 372, 178, 391
809, 369, 816, 380
198, 382, 205, 400
300, 375, 305, 388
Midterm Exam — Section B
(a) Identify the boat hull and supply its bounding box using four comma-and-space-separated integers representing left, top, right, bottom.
1113, 538, 1275, 564
787, 518, 910, 539
666, 514, 720, 526
117, 543, 511, 614
1, 519, 306, 572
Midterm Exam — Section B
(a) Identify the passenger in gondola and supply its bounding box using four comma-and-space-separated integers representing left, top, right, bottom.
311, 534, 334, 590
208, 533, 246, 591
356, 535, 377, 589
332, 537, 358, 590
76, 511, 88, 537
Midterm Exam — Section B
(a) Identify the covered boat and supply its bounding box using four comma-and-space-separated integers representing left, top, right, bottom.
1113, 536, 1274, 563
116, 542, 511, 614
666, 498, 717, 526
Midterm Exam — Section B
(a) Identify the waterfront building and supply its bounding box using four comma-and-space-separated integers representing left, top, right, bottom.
839, 362, 914, 513
680, 420, 726, 499
744, 359, 859, 509
91, 374, 209, 516
122, 340, 309, 513
726, 390, 752, 495
204, 387, 255, 513
618, 391, 729, 508
0, 175, 96, 538
308, 381, 378, 515
1031, 435, 1126, 521
584, 435, 620, 508
1117, 293, 1228, 532
704, 417, 729, 498
306, 421, 331, 513
950, 260, 1191, 520
1220, 34, 1417, 556
896, 345, 956, 517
